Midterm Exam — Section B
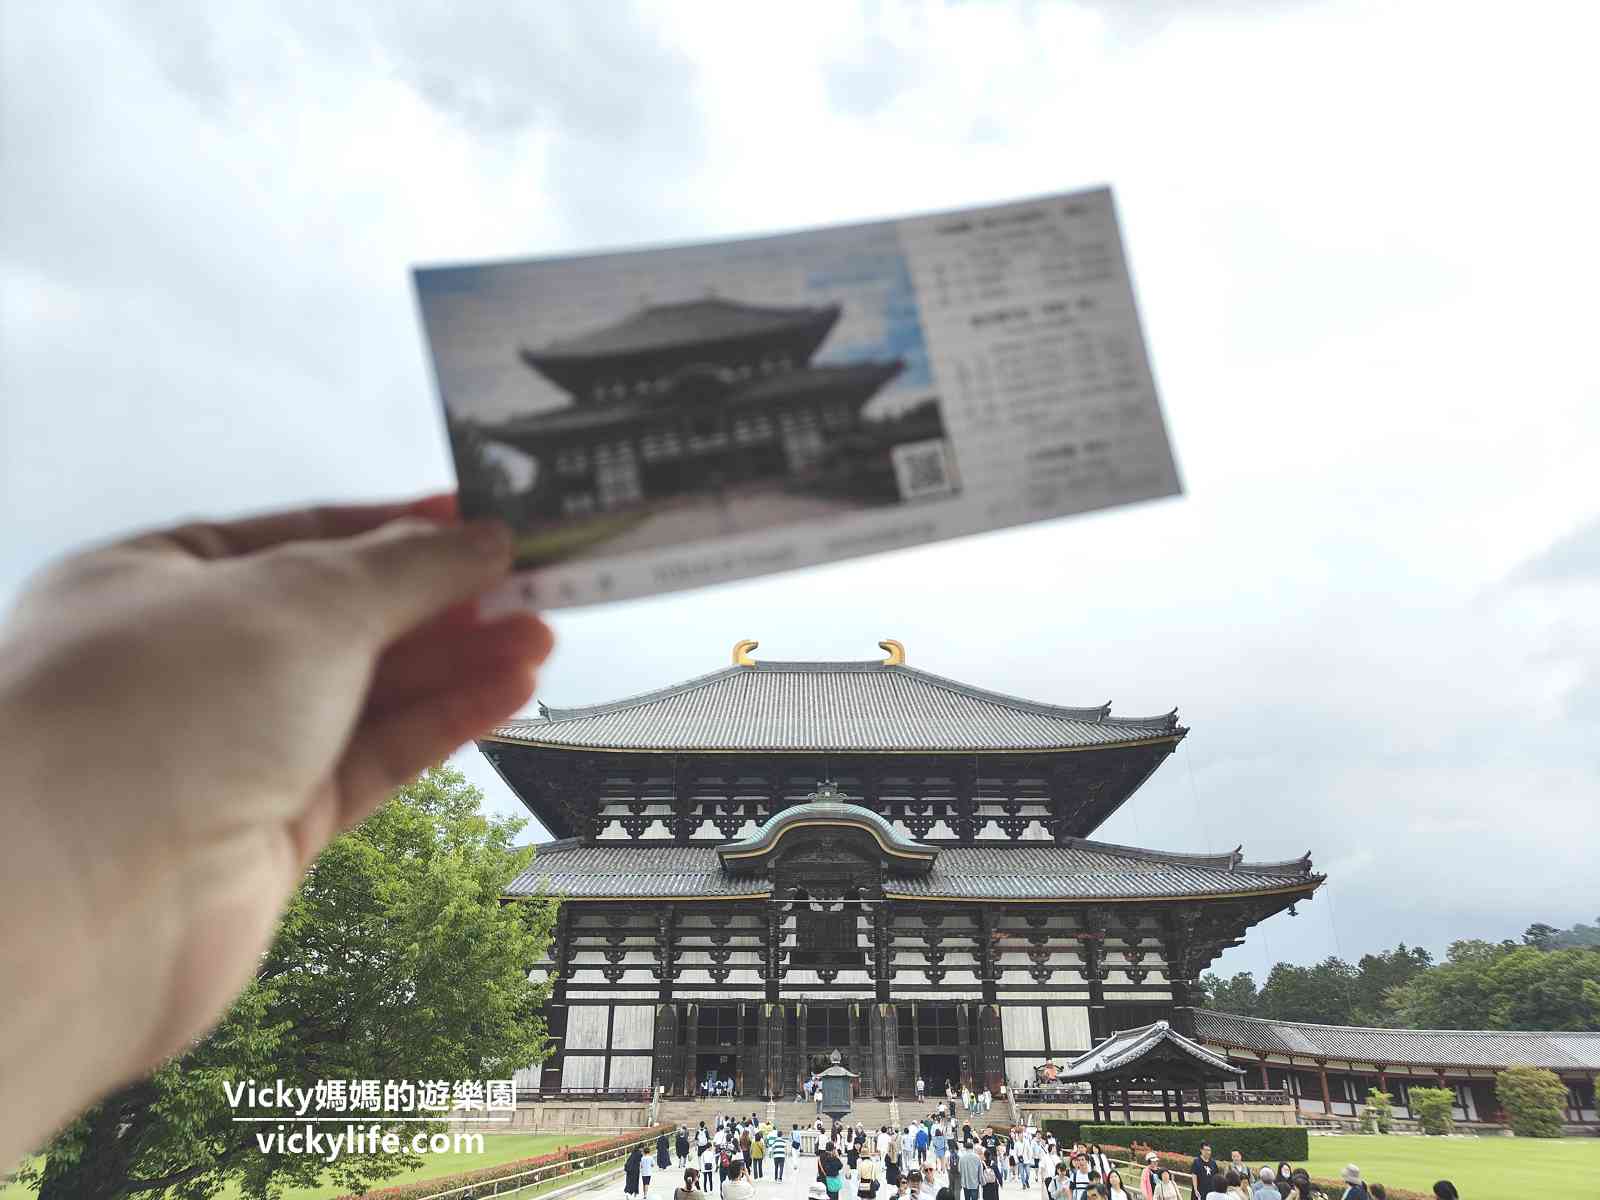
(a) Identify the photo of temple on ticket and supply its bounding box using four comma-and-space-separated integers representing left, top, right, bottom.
415, 188, 1181, 609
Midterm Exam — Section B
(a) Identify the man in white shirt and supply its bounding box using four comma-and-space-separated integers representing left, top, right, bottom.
1037, 1144, 1059, 1192
877, 1127, 893, 1161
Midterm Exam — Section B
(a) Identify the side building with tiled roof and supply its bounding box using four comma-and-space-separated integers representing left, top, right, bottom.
1193, 1009, 1600, 1129
485, 641, 1324, 1102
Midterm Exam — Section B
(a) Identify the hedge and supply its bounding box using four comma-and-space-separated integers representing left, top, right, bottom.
1039, 1119, 1084, 1145
1083, 1123, 1307, 1161
1101, 1144, 1431, 1200
335, 1123, 673, 1200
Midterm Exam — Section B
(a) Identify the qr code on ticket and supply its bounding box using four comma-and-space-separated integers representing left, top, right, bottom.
891, 438, 959, 501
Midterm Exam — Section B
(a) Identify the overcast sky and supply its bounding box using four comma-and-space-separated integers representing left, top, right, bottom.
5, 1, 1597, 984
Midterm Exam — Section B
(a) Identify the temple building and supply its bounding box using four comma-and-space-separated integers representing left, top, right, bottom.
486, 299, 942, 520
1192, 1011, 1600, 1129
485, 640, 1322, 1101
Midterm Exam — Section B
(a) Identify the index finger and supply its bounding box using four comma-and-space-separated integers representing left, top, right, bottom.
142, 493, 460, 560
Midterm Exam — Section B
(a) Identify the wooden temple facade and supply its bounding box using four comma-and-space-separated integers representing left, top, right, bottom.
488, 298, 914, 519
486, 640, 1323, 1100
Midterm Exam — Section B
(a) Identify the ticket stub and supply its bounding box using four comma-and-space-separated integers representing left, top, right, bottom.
414, 187, 1180, 611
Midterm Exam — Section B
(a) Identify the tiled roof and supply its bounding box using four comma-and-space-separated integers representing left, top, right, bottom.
503, 839, 1318, 901
525, 299, 838, 360
489, 660, 1183, 753
1063, 1021, 1242, 1080
1194, 1009, 1600, 1071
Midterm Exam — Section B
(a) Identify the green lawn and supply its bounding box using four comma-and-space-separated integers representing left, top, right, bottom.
3, 1132, 597, 1200
1298, 1133, 1600, 1195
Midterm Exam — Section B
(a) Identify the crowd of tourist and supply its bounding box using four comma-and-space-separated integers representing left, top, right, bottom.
623, 1119, 1462, 1200
1182, 1140, 1459, 1200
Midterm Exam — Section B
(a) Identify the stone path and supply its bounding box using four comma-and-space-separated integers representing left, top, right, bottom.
577, 1145, 1063, 1200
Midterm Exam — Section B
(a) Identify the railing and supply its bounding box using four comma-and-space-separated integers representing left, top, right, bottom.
413, 1127, 663, 1200
514, 1088, 652, 1103
1016, 1086, 1291, 1107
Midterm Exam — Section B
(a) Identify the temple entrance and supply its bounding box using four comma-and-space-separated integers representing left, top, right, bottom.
919, 1054, 961, 1096
695, 1052, 739, 1096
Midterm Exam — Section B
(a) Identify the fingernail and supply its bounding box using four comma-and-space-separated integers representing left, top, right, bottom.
465, 519, 512, 559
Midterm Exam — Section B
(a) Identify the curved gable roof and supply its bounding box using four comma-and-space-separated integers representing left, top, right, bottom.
717, 795, 937, 873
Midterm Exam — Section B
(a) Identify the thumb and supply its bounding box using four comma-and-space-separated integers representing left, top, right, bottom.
311, 516, 516, 643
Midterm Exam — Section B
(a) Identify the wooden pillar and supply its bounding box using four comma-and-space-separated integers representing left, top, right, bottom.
872, 902, 894, 1004
1198, 1073, 1211, 1124
1161, 1086, 1171, 1123
1175, 1080, 1186, 1124
764, 908, 783, 1004
1258, 1055, 1271, 1090
1122, 1083, 1132, 1123
1318, 1060, 1333, 1115
1378, 1066, 1388, 1094
870, 1003, 900, 1100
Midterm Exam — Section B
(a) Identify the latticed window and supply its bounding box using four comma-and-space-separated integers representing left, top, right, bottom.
807, 1005, 851, 1046
917, 1005, 961, 1046
696, 1005, 740, 1045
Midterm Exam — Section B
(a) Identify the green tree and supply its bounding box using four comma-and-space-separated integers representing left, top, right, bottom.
448, 415, 515, 520
1350, 944, 1431, 1025
1257, 957, 1361, 1024
1384, 940, 1600, 1031
1546, 917, 1600, 950
1408, 1086, 1455, 1135
1494, 1066, 1569, 1137
1199, 971, 1260, 1016
1523, 923, 1561, 950
23, 767, 556, 1200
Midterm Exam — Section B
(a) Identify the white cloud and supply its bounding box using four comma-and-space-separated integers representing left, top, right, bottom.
4, 0, 1597, 980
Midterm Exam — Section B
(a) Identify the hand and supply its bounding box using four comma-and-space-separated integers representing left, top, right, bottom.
0, 497, 552, 1167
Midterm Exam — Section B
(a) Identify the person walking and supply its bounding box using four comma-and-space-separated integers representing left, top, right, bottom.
917, 1076, 926, 1102
625, 1147, 644, 1200
1151, 1170, 1181, 1200
859, 1144, 880, 1200
642, 1143, 656, 1199
677, 1127, 691, 1168
1339, 1166, 1370, 1200
752, 1125, 766, 1179
768, 1124, 788, 1182
1087, 1145, 1111, 1181
1065, 1153, 1092, 1200
1431, 1184, 1457, 1200
956, 1141, 982, 1200
1251, 1167, 1280, 1200
673, 1168, 710, 1200
1037, 1141, 1059, 1194
980, 1149, 1002, 1200
1104, 1170, 1130, 1200
1139, 1152, 1164, 1196
1189, 1144, 1218, 1197
659, 1132, 673, 1172
700, 1141, 717, 1188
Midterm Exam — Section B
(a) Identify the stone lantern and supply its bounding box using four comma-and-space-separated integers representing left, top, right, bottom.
818, 1049, 858, 1122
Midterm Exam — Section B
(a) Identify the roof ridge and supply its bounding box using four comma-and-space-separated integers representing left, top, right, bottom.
893, 665, 1117, 723
519, 665, 746, 724
506, 658, 1184, 733
1062, 836, 1248, 871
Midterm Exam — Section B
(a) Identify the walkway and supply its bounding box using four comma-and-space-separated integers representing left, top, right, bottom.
577, 1143, 1066, 1200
